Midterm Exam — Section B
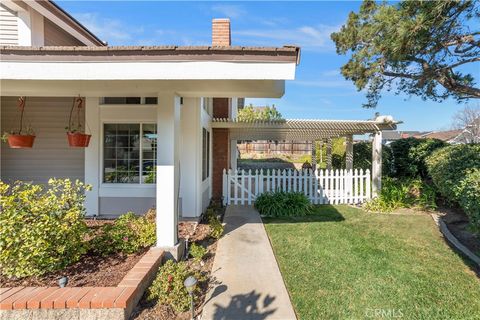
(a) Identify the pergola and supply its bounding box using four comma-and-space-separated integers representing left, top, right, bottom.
211, 115, 401, 196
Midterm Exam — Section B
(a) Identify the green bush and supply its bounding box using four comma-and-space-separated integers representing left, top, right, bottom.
364, 178, 437, 213
208, 215, 224, 239
91, 212, 155, 255
457, 169, 480, 233
390, 138, 446, 178
426, 144, 480, 203
189, 242, 207, 263
148, 260, 201, 313
0, 179, 90, 278
342, 142, 393, 175
255, 191, 312, 217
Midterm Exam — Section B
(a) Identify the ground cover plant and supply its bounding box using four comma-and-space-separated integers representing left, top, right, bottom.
264, 205, 480, 319
255, 191, 312, 217
364, 177, 436, 213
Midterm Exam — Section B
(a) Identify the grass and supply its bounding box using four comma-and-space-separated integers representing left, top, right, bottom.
263, 205, 480, 319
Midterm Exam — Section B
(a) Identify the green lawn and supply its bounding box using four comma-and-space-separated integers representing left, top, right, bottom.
263, 205, 480, 320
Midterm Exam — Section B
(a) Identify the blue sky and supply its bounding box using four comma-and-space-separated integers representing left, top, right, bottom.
58, 1, 479, 131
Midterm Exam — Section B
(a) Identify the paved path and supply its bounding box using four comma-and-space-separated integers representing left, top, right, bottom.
202, 205, 297, 320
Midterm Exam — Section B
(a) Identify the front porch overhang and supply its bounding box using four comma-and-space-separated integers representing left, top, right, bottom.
212, 117, 400, 140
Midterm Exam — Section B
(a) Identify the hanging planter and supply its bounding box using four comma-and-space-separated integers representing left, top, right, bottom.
66, 97, 91, 147
1, 97, 36, 148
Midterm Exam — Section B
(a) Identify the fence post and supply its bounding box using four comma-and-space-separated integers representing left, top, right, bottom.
282, 169, 287, 191
366, 169, 371, 200
359, 168, 364, 202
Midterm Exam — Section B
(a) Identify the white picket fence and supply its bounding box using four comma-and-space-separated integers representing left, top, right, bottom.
222, 168, 371, 206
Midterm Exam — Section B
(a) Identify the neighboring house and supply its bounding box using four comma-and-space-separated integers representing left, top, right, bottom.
381, 131, 426, 145
416, 130, 463, 143
0, 1, 398, 249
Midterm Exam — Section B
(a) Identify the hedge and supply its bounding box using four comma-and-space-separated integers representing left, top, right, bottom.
390, 138, 447, 178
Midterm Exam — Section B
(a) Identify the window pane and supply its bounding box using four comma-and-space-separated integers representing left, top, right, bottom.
142, 124, 157, 184
103, 123, 141, 183
145, 97, 158, 104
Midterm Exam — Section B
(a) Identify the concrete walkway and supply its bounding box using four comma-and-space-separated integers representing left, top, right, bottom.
202, 206, 297, 320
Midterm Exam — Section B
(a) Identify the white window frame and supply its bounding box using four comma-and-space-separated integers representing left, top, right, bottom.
100, 121, 157, 186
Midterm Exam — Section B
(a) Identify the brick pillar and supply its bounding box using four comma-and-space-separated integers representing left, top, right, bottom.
212, 98, 230, 200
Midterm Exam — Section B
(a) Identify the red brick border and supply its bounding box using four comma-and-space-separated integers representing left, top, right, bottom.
0, 248, 163, 317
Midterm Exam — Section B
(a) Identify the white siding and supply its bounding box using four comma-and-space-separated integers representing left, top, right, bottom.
0, 5, 18, 45
1, 96, 85, 184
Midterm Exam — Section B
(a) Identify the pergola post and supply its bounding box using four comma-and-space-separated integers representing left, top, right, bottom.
326, 138, 332, 170
372, 131, 382, 197
345, 135, 353, 170
311, 140, 316, 170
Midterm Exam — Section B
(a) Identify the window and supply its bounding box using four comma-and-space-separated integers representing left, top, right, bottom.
103, 123, 157, 184
202, 128, 210, 181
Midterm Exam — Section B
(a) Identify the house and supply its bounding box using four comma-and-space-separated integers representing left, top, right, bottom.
381, 130, 426, 145
0, 1, 398, 251
416, 130, 464, 143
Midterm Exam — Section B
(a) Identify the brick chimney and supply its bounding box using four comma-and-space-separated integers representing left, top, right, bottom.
212, 18, 231, 46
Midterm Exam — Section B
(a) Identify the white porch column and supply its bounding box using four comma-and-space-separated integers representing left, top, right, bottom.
84, 97, 100, 216
372, 131, 382, 197
346, 135, 353, 170
326, 138, 332, 170
156, 94, 181, 248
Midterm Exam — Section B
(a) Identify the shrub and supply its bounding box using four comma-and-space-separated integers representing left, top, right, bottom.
426, 144, 480, 203
208, 216, 224, 239
364, 178, 437, 213
0, 179, 90, 278
457, 169, 480, 233
189, 242, 207, 263
390, 138, 446, 178
148, 260, 201, 313
91, 212, 155, 255
342, 142, 393, 175
255, 191, 312, 217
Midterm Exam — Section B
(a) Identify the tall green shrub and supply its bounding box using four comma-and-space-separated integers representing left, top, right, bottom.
390, 138, 446, 178
457, 169, 480, 233
0, 179, 90, 278
342, 142, 393, 175
426, 144, 480, 203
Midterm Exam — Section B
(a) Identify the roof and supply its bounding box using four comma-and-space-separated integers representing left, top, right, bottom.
44, 0, 105, 46
212, 117, 399, 140
382, 131, 425, 140
0, 45, 301, 64
419, 130, 463, 141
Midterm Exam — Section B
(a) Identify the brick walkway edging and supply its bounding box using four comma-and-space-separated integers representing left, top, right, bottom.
0, 247, 164, 320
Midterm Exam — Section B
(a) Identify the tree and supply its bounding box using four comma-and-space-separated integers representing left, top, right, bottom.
236, 104, 283, 122
331, 0, 480, 108
452, 105, 480, 143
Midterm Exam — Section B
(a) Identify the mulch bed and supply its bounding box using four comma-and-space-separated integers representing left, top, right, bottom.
0, 249, 148, 288
130, 219, 219, 320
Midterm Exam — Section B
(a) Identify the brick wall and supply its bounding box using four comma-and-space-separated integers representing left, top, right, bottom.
212, 98, 230, 200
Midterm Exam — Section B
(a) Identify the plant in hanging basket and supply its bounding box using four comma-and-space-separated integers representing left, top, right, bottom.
1, 97, 36, 148
66, 97, 91, 147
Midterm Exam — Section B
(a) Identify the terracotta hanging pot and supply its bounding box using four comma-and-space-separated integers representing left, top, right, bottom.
66, 97, 91, 148
7, 134, 36, 148
67, 132, 91, 147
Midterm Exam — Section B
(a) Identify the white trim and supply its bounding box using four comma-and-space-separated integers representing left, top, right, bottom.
16, 10, 31, 46
26, 1, 99, 46
0, 61, 297, 81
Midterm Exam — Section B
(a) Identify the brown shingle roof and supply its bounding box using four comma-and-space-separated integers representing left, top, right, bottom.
0, 45, 301, 64
420, 130, 463, 141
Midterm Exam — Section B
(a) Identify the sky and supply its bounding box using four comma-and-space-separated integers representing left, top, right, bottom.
58, 1, 480, 131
